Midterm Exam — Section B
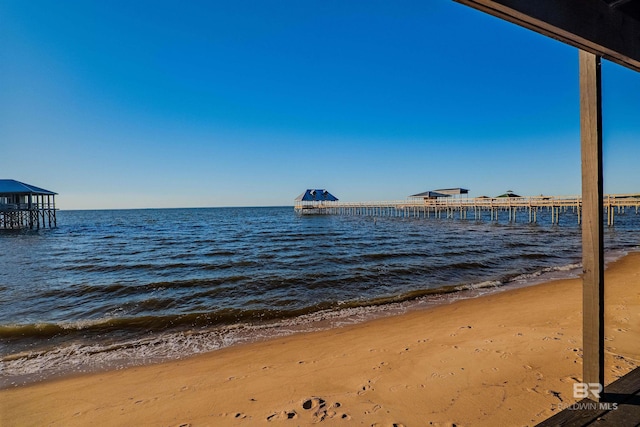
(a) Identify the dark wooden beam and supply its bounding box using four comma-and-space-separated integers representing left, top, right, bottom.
453, 0, 640, 72
580, 50, 605, 393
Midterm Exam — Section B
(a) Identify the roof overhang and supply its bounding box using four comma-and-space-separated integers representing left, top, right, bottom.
295, 189, 338, 202
409, 191, 451, 198
434, 188, 469, 195
453, 0, 640, 72
0, 179, 57, 196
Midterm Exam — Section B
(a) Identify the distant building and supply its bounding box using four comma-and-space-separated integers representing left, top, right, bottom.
0, 179, 57, 229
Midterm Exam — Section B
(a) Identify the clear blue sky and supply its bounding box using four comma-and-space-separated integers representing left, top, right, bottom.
2, 1, 639, 209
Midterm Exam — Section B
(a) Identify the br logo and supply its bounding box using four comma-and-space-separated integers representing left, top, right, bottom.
573, 382, 603, 399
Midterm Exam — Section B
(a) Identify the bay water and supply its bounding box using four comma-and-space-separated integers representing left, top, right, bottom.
1, 206, 639, 386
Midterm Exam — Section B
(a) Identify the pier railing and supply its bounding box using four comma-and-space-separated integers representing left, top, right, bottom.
294, 194, 640, 226
0, 203, 57, 211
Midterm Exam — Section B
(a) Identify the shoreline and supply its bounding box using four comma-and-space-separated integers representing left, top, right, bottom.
1, 252, 597, 389
1, 252, 639, 426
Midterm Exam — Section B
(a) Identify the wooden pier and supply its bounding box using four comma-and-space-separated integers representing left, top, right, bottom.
294, 194, 640, 226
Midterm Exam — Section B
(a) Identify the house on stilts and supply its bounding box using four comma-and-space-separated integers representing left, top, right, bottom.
0, 180, 57, 230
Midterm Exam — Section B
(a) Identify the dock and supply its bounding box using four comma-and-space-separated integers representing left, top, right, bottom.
294, 194, 640, 226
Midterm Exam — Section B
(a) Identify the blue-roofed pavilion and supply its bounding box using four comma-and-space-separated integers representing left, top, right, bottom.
294, 189, 338, 214
0, 179, 57, 229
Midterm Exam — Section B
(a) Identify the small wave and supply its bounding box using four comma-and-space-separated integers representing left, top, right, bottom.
167, 253, 196, 260
521, 253, 559, 260
446, 261, 490, 270
61, 261, 211, 273
509, 263, 582, 285
38, 276, 252, 300
204, 250, 236, 257
454, 280, 502, 292
362, 251, 431, 261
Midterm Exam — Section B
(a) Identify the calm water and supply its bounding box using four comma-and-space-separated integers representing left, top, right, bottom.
1, 206, 639, 386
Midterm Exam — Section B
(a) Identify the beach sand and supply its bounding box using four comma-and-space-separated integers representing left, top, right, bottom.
2, 253, 639, 427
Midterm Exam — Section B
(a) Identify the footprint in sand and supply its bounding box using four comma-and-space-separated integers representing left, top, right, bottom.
548, 390, 563, 402
558, 376, 574, 384
495, 350, 511, 359
302, 397, 326, 411
358, 384, 373, 395
225, 375, 248, 382
267, 410, 297, 421
373, 361, 389, 370
358, 379, 376, 395
301, 397, 350, 422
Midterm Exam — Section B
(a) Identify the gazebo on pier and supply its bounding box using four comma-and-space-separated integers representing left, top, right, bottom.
408, 190, 451, 201
294, 189, 339, 214
0, 179, 57, 230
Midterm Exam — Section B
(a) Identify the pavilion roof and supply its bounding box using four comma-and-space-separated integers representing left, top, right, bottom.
0, 179, 57, 196
409, 191, 451, 199
295, 189, 338, 202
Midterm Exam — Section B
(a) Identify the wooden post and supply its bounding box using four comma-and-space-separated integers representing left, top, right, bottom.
580, 50, 604, 395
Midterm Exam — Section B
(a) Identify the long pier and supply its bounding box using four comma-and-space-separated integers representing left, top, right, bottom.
294, 194, 640, 226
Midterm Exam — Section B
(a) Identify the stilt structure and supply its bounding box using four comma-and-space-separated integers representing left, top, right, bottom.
0, 180, 57, 230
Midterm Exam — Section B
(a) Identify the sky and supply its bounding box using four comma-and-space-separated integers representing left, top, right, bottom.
2, 1, 639, 209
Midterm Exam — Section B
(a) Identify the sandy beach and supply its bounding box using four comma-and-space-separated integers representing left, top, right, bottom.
2, 252, 639, 427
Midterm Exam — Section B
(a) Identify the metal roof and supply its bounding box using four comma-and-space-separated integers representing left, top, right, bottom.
434, 188, 470, 195
496, 191, 521, 198
295, 189, 338, 202
409, 191, 451, 198
0, 179, 57, 195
